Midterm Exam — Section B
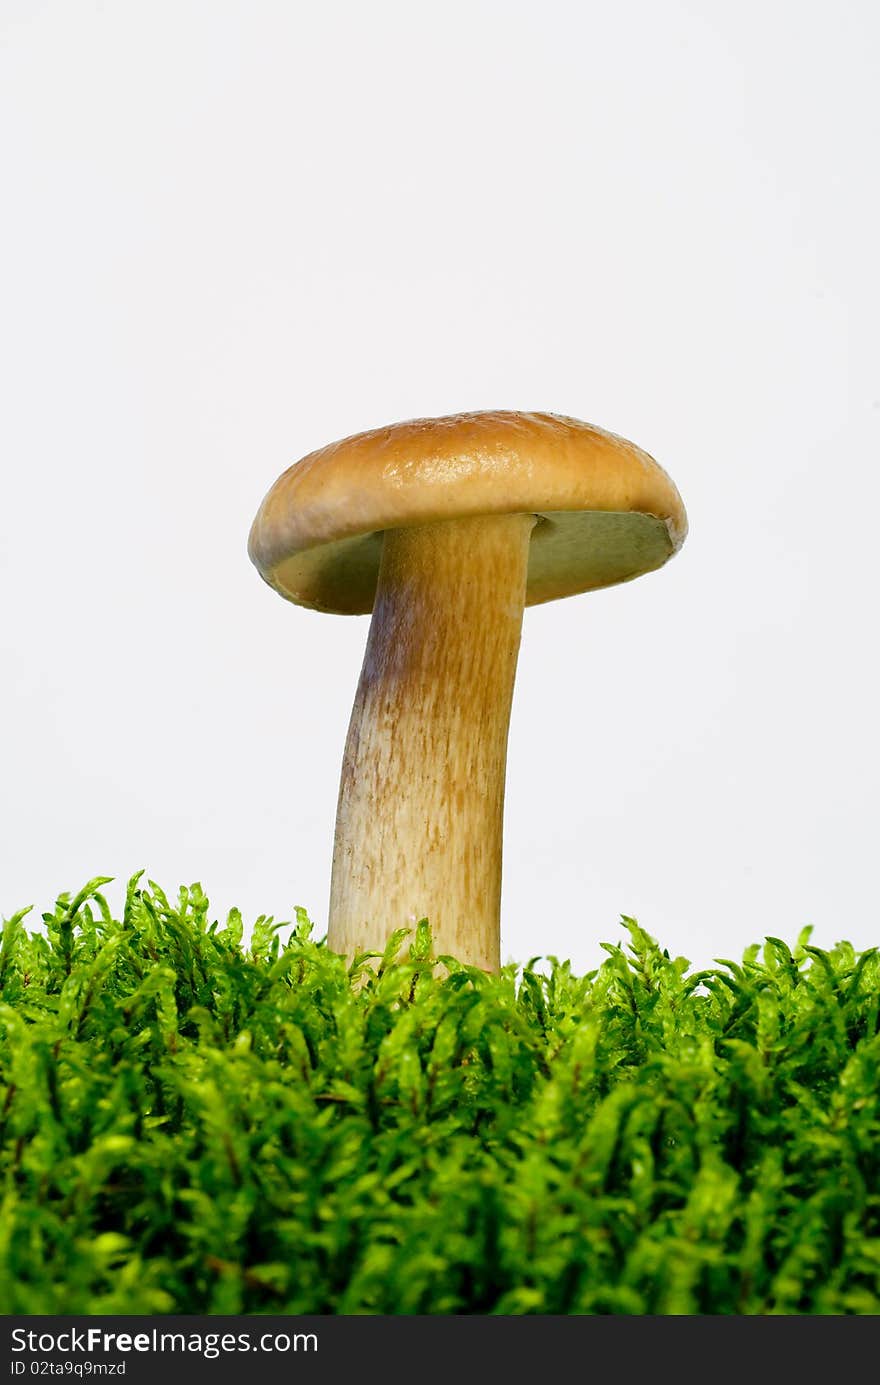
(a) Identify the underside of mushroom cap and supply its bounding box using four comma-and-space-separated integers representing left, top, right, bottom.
248, 410, 688, 614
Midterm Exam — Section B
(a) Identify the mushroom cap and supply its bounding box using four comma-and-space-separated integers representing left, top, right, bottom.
248, 410, 687, 613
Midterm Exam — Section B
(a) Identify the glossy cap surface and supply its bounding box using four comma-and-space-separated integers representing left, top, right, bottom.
248, 410, 687, 613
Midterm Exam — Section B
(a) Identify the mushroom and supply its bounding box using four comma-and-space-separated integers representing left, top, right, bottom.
248, 410, 687, 970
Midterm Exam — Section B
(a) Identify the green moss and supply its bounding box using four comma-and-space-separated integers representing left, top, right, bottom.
1, 874, 878, 1314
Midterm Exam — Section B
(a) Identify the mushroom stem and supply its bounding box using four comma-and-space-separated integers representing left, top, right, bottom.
328, 511, 536, 970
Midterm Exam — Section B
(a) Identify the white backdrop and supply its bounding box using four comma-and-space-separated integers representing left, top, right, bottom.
2, 0, 878, 971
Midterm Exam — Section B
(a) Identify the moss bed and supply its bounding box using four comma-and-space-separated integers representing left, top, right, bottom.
1, 875, 878, 1313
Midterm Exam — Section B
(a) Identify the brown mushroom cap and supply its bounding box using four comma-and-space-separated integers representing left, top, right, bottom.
248, 410, 688, 614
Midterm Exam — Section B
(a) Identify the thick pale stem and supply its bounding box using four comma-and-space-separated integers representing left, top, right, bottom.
328, 512, 535, 970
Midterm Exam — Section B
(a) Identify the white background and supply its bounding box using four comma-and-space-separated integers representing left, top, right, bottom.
2, 0, 878, 971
